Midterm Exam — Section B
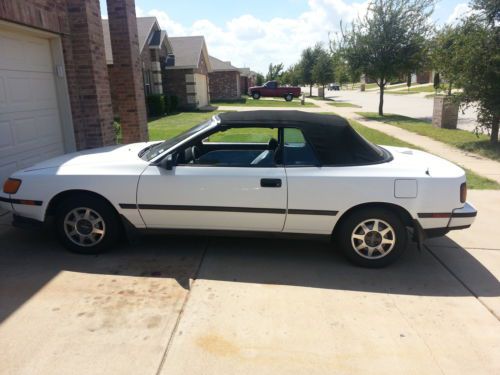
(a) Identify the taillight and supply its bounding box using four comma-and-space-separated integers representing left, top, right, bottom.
3, 178, 22, 194
460, 182, 467, 203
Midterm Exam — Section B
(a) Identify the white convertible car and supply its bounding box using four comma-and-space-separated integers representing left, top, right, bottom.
0, 111, 476, 267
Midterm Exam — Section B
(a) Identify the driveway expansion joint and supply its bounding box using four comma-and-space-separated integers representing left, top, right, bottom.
154, 239, 210, 375
424, 243, 500, 321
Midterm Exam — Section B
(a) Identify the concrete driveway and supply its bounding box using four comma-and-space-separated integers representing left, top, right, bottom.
1, 190, 499, 375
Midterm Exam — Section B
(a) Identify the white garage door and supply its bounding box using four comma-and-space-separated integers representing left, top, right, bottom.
0, 27, 65, 184
194, 73, 208, 108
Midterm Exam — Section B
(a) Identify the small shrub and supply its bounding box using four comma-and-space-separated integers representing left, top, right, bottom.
168, 95, 179, 113
147, 94, 165, 117
113, 120, 122, 143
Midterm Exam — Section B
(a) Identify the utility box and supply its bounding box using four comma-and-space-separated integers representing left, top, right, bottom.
433, 96, 459, 129
360, 83, 365, 92
318, 86, 325, 98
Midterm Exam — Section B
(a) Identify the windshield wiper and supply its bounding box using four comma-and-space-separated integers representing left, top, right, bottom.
138, 143, 161, 158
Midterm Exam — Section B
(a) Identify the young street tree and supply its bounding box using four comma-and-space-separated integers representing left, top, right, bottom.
312, 48, 334, 98
266, 63, 284, 81
340, 0, 434, 115
299, 43, 322, 96
281, 64, 301, 86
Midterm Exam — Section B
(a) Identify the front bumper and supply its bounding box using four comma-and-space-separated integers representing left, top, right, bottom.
0, 193, 13, 212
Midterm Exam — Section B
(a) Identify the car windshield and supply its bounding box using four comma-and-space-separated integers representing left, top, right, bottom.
140, 119, 214, 161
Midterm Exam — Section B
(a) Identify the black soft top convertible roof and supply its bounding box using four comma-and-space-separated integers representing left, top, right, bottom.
217, 111, 388, 165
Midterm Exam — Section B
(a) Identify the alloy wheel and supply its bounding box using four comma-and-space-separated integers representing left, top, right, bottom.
350, 218, 396, 259
63, 207, 106, 247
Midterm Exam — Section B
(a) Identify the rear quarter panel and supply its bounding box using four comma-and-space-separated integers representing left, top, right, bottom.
284, 162, 465, 234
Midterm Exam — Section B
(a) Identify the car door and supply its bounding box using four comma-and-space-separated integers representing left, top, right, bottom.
136, 128, 287, 232
267, 81, 278, 96
281, 128, 339, 235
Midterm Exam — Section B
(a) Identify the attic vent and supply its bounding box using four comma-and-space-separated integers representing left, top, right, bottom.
165, 54, 175, 67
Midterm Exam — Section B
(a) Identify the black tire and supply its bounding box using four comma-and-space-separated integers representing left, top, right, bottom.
335, 208, 407, 268
55, 194, 121, 254
285, 93, 293, 102
252, 92, 261, 99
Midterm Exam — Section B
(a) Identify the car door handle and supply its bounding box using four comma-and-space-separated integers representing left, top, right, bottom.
261, 178, 282, 188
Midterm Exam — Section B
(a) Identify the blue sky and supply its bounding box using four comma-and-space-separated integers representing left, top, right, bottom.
100, 0, 470, 73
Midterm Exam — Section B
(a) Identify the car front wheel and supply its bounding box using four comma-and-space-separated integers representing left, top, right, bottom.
55, 194, 120, 254
252, 92, 261, 99
336, 208, 407, 267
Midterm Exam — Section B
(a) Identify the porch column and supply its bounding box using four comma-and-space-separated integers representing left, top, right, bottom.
67, 0, 115, 148
107, 0, 148, 143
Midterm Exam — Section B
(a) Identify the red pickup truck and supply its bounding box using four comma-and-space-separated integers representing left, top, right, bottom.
249, 81, 301, 101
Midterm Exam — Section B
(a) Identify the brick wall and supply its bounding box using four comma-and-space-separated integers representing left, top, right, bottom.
67, 0, 115, 148
240, 76, 248, 95
164, 52, 210, 110
163, 69, 189, 108
417, 71, 432, 84
209, 71, 240, 100
107, 0, 148, 144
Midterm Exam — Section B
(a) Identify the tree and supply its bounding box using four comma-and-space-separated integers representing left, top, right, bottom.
433, 72, 440, 93
281, 64, 301, 86
299, 43, 322, 96
256, 73, 265, 86
340, 0, 434, 115
431, 0, 499, 143
266, 63, 284, 81
406, 73, 412, 92
312, 49, 334, 97
430, 26, 457, 95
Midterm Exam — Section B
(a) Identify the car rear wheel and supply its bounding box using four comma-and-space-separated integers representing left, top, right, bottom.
285, 93, 293, 101
252, 92, 261, 99
55, 194, 121, 254
335, 208, 407, 267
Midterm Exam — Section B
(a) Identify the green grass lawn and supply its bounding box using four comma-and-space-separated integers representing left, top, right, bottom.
327, 102, 362, 108
385, 90, 418, 95
212, 97, 316, 107
148, 110, 222, 141
356, 112, 500, 162
363, 83, 379, 90
146, 111, 498, 189
346, 118, 499, 190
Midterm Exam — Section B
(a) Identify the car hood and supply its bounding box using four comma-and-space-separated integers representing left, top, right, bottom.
23, 142, 157, 171
249, 85, 263, 90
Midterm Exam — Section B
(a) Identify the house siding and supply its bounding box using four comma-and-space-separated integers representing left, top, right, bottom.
164, 51, 211, 110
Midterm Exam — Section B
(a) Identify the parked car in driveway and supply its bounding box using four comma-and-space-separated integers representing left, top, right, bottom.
328, 83, 340, 90
249, 81, 301, 101
1, 111, 476, 267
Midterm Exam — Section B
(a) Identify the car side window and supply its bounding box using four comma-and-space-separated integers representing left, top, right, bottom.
283, 128, 319, 166
176, 127, 279, 168
267, 81, 277, 89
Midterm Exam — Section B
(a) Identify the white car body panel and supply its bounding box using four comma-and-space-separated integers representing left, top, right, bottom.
0, 125, 476, 238
137, 165, 287, 231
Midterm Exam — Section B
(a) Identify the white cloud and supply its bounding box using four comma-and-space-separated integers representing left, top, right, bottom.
125, 0, 368, 72
447, 3, 471, 24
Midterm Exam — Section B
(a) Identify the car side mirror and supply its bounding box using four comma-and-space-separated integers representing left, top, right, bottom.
159, 154, 175, 170
165, 154, 174, 170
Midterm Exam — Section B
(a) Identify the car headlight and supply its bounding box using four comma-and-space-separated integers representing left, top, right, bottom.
3, 178, 22, 194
